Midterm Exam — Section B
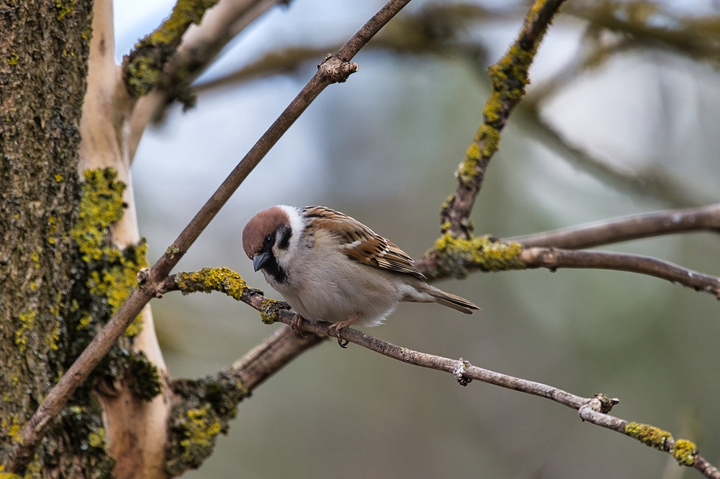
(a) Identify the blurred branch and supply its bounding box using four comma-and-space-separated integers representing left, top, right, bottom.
188, 3, 718, 209
159, 267, 720, 479
122, 0, 222, 98
128, 0, 283, 160
514, 104, 713, 207
510, 203, 720, 248
565, 2, 720, 64
8, 0, 412, 470
519, 247, 720, 297
441, 0, 566, 239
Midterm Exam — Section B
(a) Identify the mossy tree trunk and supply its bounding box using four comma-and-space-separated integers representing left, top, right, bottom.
1, 2, 168, 477
0, 0, 105, 475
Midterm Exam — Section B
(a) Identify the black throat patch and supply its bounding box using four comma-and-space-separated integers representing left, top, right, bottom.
259, 224, 289, 283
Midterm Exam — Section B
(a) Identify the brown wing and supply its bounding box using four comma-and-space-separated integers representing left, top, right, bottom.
301, 206, 426, 280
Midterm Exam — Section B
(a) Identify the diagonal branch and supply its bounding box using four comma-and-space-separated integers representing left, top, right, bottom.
159, 268, 720, 479
441, 0, 566, 238
6, 0, 413, 472
122, 0, 223, 98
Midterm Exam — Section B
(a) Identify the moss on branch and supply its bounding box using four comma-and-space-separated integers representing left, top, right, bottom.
625, 422, 698, 467
174, 267, 290, 324
123, 0, 220, 97
430, 233, 525, 279
166, 372, 250, 475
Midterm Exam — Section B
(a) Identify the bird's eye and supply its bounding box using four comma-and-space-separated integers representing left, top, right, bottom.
264, 234, 273, 244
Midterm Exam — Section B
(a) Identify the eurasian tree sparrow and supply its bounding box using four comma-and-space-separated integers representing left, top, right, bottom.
242, 205, 479, 346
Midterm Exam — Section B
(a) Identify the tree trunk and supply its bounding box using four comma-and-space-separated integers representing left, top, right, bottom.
1, 2, 168, 476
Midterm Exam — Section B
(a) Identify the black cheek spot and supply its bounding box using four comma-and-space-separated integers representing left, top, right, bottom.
276, 224, 292, 250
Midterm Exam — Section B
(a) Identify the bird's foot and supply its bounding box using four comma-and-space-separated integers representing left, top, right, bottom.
290, 314, 306, 338
327, 314, 359, 348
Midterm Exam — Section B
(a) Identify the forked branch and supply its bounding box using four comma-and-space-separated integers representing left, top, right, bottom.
6, 0, 413, 472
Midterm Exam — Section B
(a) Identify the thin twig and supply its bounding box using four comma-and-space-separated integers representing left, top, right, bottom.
160, 270, 720, 479
6, 0, 413, 472
511, 204, 720, 249
520, 247, 720, 298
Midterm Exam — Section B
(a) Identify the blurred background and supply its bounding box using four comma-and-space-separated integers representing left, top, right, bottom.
117, 0, 720, 477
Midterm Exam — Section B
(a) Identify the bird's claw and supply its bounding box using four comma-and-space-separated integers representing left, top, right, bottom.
290, 314, 306, 338
327, 323, 349, 348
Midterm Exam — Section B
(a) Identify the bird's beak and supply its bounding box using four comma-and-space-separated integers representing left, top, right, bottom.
253, 252, 271, 272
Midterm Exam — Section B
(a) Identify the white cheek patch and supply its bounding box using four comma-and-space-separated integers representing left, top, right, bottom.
275, 205, 304, 259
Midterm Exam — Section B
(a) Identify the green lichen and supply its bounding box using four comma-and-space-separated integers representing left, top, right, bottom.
175, 267, 249, 300
0, 472, 22, 479
625, 422, 673, 450
167, 372, 250, 475
70, 169, 147, 337
124, 0, 219, 97
432, 233, 525, 279
128, 352, 162, 401
670, 439, 697, 466
1, 415, 22, 444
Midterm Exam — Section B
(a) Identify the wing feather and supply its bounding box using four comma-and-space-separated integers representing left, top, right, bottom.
301, 206, 425, 280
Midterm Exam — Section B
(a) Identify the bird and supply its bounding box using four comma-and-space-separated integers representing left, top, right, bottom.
242, 205, 479, 346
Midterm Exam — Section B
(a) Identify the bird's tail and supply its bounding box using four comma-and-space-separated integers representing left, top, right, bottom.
427, 287, 480, 314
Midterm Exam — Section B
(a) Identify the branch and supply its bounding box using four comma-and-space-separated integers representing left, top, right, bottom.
128, 0, 283, 159
122, 0, 228, 98
416, 231, 720, 298
160, 267, 720, 479
515, 104, 714, 208
519, 247, 720, 298
7, 0, 413, 472
441, 0, 565, 238
183, 4, 714, 210
510, 203, 720, 249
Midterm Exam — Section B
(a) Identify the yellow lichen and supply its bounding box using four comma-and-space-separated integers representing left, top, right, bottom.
175, 267, 248, 300
7, 53, 18, 66
55, 0, 75, 21
180, 406, 222, 464
88, 428, 106, 448
15, 309, 37, 353
54, 173, 64, 182
72, 169, 147, 336
625, 422, 673, 450
260, 299, 286, 325
670, 439, 697, 466
71, 169, 126, 262
433, 233, 524, 278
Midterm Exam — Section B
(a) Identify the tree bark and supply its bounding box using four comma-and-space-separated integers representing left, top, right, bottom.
0, 0, 107, 476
